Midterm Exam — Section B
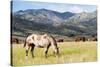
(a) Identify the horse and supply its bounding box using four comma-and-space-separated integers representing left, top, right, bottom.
90, 37, 97, 41
57, 39, 64, 42
11, 37, 19, 44
23, 33, 59, 58
75, 36, 86, 42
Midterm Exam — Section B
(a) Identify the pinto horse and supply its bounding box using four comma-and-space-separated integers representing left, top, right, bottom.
23, 33, 59, 58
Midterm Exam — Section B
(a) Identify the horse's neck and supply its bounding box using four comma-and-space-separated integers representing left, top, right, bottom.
49, 36, 57, 48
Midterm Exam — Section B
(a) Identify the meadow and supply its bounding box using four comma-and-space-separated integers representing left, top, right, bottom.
11, 41, 97, 66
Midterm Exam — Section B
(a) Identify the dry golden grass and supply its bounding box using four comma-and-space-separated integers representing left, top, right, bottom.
11, 41, 97, 66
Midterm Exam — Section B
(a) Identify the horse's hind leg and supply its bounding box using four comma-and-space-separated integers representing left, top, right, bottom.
30, 44, 35, 58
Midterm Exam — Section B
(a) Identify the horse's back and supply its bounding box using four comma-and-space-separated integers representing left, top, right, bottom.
26, 34, 50, 47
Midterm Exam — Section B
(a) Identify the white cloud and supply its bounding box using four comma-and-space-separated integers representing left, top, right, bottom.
68, 6, 84, 13
31, 2, 91, 13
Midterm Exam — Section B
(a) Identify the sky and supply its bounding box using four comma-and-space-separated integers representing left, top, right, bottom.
11, 1, 97, 13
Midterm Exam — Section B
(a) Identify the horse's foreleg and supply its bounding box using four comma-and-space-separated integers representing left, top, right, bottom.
25, 45, 30, 58
30, 44, 35, 58
44, 44, 50, 58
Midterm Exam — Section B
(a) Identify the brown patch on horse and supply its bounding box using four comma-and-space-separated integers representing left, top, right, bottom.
28, 43, 34, 47
43, 35, 47, 39
32, 36, 34, 40
37, 45, 44, 48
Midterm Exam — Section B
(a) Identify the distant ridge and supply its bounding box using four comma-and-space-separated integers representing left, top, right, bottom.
12, 9, 97, 37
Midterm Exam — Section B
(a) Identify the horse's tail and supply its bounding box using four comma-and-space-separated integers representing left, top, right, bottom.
23, 40, 26, 48
23, 34, 29, 48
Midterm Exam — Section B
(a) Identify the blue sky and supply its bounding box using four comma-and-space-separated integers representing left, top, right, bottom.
12, 1, 97, 13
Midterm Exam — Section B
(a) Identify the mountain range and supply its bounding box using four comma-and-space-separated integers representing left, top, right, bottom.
12, 9, 97, 37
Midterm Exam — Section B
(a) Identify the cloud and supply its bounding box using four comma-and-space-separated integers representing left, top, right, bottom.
13, 1, 97, 13
68, 6, 84, 13
47, 4, 69, 12
31, 2, 69, 12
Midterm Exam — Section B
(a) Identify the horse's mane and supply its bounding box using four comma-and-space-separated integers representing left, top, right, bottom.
48, 34, 58, 47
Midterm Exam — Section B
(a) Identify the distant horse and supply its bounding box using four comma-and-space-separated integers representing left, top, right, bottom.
57, 39, 64, 42
75, 36, 86, 42
92, 35, 97, 41
23, 33, 59, 58
91, 37, 97, 41
11, 37, 19, 44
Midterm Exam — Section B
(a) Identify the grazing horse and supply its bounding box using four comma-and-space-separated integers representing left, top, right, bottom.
57, 39, 64, 42
75, 36, 86, 42
11, 37, 19, 44
23, 33, 59, 58
91, 37, 97, 41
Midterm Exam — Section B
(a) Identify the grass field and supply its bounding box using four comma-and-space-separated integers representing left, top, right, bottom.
11, 41, 97, 66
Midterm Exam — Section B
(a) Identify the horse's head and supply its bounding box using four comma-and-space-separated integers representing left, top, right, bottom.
53, 47, 59, 57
